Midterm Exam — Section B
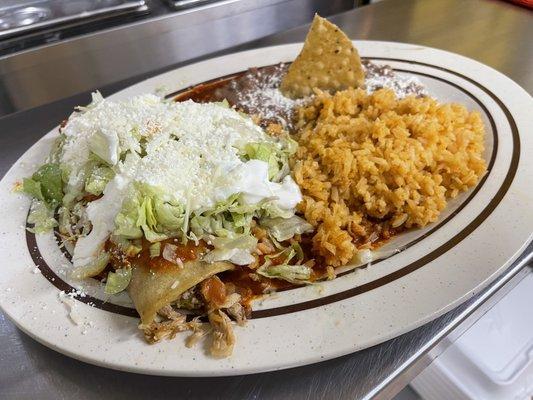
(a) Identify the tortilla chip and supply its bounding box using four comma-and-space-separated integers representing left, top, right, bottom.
280, 15, 365, 98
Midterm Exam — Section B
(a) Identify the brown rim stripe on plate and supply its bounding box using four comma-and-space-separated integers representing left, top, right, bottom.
25, 59, 518, 320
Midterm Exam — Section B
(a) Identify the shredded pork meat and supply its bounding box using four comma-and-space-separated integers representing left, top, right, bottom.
207, 309, 236, 358
201, 276, 244, 357
143, 305, 203, 344
143, 276, 247, 358
226, 302, 247, 326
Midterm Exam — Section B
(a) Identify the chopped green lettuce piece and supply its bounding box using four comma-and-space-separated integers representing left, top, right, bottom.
88, 130, 119, 165
211, 234, 257, 251
245, 142, 273, 162
154, 199, 184, 230
203, 234, 257, 265
112, 172, 302, 249
104, 268, 132, 294
284, 136, 298, 155
259, 203, 295, 219
22, 178, 44, 201
190, 194, 257, 238
241, 135, 298, 183
243, 142, 280, 179
114, 194, 143, 239
137, 196, 169, 242
260, 215, 313, 242
256, 243, 309, 284
190, 214, 228, 238
23, 163, 63, 208
85, 165, 114, 195
75, 91, 104, 112
256, 263, 312, 284
217, 99, 230, 108
114, 185, 188, 242
291, 242, 305, 264
27, 200, 58, 233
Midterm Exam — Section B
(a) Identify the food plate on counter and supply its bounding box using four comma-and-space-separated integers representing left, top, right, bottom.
0, 16, 531, 376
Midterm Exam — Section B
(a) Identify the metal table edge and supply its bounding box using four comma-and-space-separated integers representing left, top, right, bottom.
370, 245, 533, 399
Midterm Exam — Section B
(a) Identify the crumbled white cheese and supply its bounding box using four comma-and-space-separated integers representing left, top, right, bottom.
118, 101, 269, 210
64, 95, 303, 267
61, 93, 180, 190
58, 291, 83, 325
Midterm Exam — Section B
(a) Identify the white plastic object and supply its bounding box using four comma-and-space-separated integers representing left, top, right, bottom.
411, 271, 533, 400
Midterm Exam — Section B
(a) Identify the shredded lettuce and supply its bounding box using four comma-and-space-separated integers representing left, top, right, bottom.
22, 178, 43, 200
289, 242, 305, 264
27, 200, 58, 233
216, 99, 230, 108
203, 234, 257, 265
85, 165, 114, 196
23, 164, 66, 233
259, 203, 295, 219
104, 268, 132, 294
154, 199, 184, 230
114, 186, 188, 242
108, 130, 300, 246
23, 163, 63, 208
114, 194, 143, 239
266, 243, 302, 265
137, 196, 169, 242
241, 134, 297, 183
112, 178, 305, 249
75, 91, 104, 112
190, 194, 257, 238
257, 263, 312, 284
259, 215, 313, 242
47, 135, 65, 164
285, 136, 298, 155
88, 130, 119, 165
255, 243, 310, 284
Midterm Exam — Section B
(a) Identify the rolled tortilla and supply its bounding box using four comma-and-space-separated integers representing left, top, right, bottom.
128, 260, 233, 325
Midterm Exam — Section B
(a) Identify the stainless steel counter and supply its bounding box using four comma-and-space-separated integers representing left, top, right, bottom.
0, 0, 355, 116
1, 0, 532, 399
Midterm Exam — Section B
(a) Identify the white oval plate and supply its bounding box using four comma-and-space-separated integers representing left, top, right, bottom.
0, 41, 532, 376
